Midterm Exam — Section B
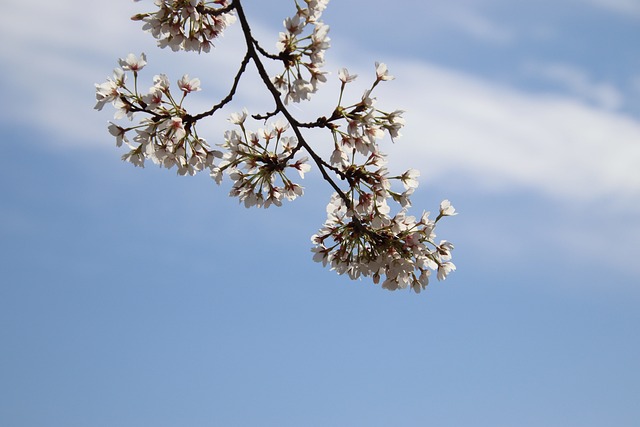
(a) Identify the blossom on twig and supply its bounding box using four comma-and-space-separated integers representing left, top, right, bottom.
95, 0, 457, 292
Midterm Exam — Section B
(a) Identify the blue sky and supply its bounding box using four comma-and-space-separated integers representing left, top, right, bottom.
1, 0, 639, 426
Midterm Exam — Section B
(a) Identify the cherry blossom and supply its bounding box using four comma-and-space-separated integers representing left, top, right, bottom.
177, 74, 201, 93
375, 62, 394, 82
338, 68, 357, 84
118, 53, 147, 72
439, 199, 458, 217
94, 68, 125, 111
399, 169, 420, 190
95, 0, 457, 293
273, 0, 331, 104
131, 0, 237, 53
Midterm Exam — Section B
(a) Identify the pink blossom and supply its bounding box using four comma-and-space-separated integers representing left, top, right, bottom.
177, 74, 201, 93
118, 53, 147, 72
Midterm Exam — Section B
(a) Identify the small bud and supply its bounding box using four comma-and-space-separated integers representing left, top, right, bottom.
131, 13, 149, 21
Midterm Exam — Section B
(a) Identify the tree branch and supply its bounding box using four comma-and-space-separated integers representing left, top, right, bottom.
196, 3, 235, 17
233, 0, 352, 207
253, 38, 283, 61
187, 51, 251, 124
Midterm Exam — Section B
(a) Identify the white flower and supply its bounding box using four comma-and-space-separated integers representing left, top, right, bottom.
439, 199, 458, 217
361, 89, 375, 107
400, 169, 420, 190
311, 245, 331, 266
108, 123, 128, 147
141, 86, 163, 111
94, 68, 125, 111
413, 269, 431, 293
308, 65, 328, 90
273, 119, 290, 135
122, 150, 145, 167
177, 74, 201, 93
338, 68, 357, 84
283, 182, 305, 200
153, 74, 170, 91
159, 117, 187, 142
290, 157, 311, 178
385, 110, 405, 140
284, 15, 304, 35
276, 32, 295, 53
437, 240, 455, 261
118, 53, 147, 72
285, 78, 313, 104
228, 109, 248, 125
210, 166, 223, 185
112, 97, 132, 120
363, 124, 384, 145
437, 262, 456, 281
329, 147, 348, 167
375, 62, 394, 81
280, 135, 297, 152
311, 23, 330, 51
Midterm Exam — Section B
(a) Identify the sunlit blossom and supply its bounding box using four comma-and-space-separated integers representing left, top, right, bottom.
118, 53, 147, 72
177, 74, 201, 93
96, 0, 456, 292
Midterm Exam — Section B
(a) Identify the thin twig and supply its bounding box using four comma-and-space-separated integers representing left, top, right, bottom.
252, 109, 280, 121
253, 38, 283, 61
188, 51, 251, 123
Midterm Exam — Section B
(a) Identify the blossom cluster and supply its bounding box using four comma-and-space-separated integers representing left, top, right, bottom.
215, 110, 311, 208
97, 0, 457, 292
96, 53, 311, 207
273, 0, 331, 103
327, 64, 411, 212
306, 63, 456, 290
330, 63, 405, 162
132, 0, 237, 53
312, 194, 456, 292
95, 53, 222, 175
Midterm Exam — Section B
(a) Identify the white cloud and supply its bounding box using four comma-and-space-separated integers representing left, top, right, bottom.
523, 62, 624, 110
0, 0, 144, 144
579, 0, 640, 17
2, 0, 639, 282
440, 7, 515, 44
0, 0, 253, 149
2, 0, 640, 210
380, 60, 640, 205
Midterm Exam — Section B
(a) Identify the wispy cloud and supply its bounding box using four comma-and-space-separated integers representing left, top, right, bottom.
579, 0, 640, 18
439, 7, 515, 44
379, 61, 640, 205
2, 0, 639, 282
0, 0, 246, 149
0, 0, 144, 145
2, 0, 639, 209
523, 62, 624, 110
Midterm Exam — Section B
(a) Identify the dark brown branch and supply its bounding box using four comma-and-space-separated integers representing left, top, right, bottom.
252, 109, 279, 121
253, 38, 283, 61
196, 3, 235, 17
132, 3, 236, 21
119, 95, 167, 120
187, 51, 251, 124
233, 0, 352, 207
